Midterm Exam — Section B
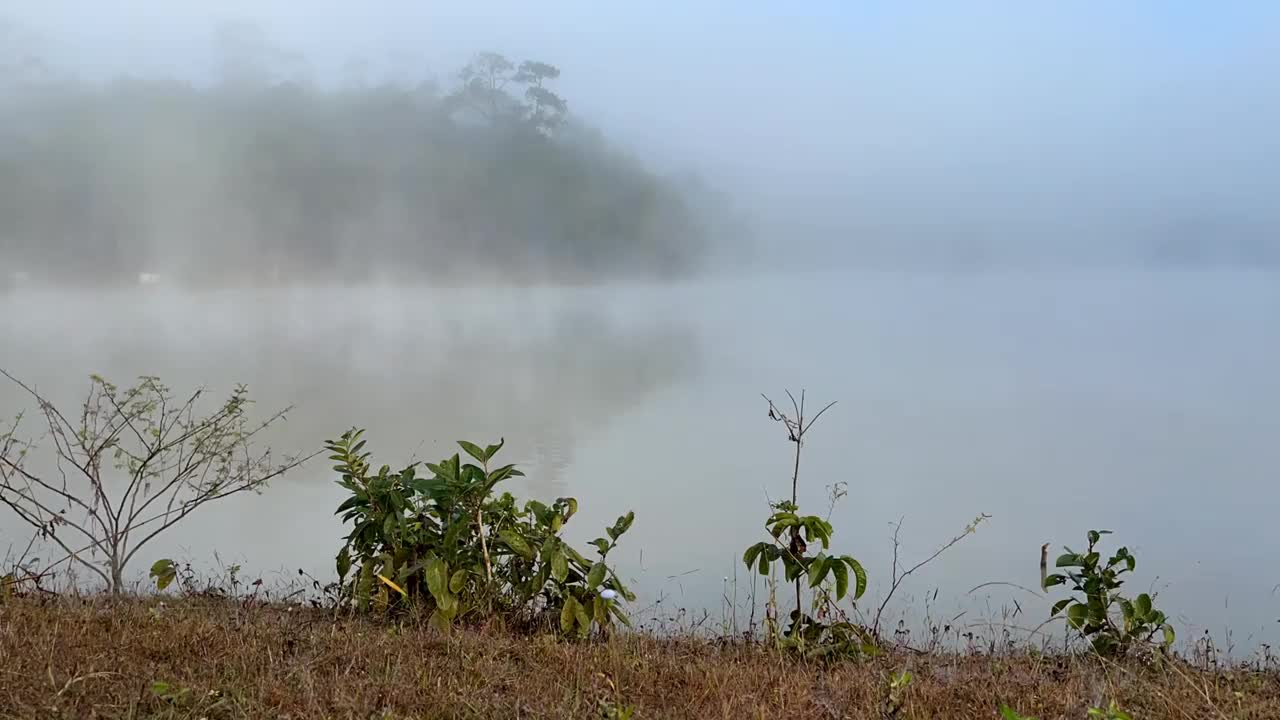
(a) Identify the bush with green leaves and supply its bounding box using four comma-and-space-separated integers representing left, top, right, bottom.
742, 392, 870, 657
328, 429, 635, 636
1042, 529, 1174, 657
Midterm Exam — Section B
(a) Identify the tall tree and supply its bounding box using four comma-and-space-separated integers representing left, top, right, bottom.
514, 61, 567, 135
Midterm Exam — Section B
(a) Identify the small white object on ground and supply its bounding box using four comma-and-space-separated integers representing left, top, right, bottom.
599, 589, 618, 601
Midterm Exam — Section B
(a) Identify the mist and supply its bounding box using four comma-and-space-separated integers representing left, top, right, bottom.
2, 2, 1279, 646
5, 1, 1279, 281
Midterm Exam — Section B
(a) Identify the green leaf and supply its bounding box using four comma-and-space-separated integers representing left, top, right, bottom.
458, 441, 487, 463
758, 552, 769, 576
551, 547, 569, 583
1134, 593, 1153, 621
607, 511, 635, 540
335, 546, 352, 581
429, 610, 451, 634
483, 439, 505, 462
743, 542, 765, 569
1051, 599, 1072, 617
1087, 596, 1107, 624
1066, 603, 1089, 629
499, 529, 535, 559
1056, 553, 1084, 568
831, 561, 849, 600
842, 556, 868, 600
1042, 573, 1065, 590
1162, 625, 1176, 647
425, 555, 449, 600
575, 599, 592, 637
1088, 530, 1101, 545
435, 590, 458, 616
449, 569, 468, 594
610, 602, 633, 628
1000, 706, 1036, 720
560, 596, 579, 634
808, 554, 832, 588
149, 559, 177, 591
586, 562, 607, 590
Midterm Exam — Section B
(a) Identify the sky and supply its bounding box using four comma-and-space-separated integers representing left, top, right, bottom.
6, 0, 1279, 260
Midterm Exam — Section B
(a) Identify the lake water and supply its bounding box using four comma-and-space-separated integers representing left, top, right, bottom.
2, 268, 1277, 649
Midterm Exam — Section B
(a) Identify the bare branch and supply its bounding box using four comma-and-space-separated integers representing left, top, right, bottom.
872, 513, 991, 637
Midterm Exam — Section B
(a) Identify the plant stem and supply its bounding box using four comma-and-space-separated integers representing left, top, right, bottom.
477, 505, 493, 582
791, 393, 802, 620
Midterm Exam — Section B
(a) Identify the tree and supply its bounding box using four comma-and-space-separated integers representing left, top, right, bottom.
453, 52, 518, 123
449, 54, 567, 135
514, 61, 567, 135
0, 371, 311, 593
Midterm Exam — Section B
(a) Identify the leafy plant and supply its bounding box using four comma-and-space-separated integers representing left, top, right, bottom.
742, 392, 870, 657
1043, 529, 1175, 657
329, 429, 635, 637
594, 672, 636, 719
149, 558, 178, 590
1088, 700, 1135, 720
999, 706, 1038, 720
881, 670, 913, 718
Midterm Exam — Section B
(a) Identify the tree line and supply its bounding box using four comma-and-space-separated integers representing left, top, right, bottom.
0, 28, 735, 285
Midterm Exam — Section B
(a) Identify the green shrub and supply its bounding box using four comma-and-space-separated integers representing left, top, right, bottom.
1043, 529, 1174, 657
328, 429, 635, 636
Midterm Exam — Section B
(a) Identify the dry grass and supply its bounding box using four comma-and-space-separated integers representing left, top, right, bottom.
1, 597, 1278, 719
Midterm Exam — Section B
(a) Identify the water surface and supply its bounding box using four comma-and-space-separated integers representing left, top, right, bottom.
2, 269, 1276, 647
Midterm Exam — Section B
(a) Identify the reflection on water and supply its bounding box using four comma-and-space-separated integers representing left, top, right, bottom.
0, 283, 699, 589
2, 271, 1278, 649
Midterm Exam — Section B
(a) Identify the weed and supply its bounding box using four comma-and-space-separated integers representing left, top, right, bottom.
1043, 530, 1174, 657
999, 705, 1038, 720
742, 391, 871, 658
880, 669, 913, 718
1088, 699, 1135, 720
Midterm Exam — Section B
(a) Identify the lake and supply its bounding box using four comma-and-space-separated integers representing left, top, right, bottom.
2, 268, 1277, 649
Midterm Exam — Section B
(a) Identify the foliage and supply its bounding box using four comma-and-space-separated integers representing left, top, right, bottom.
881, 669, 913, 718
594, 672, 636, 720
0, 371, 305, 593
1043, 529, 1175, 657
1088, 700, 1135, 720
744, 391, 870, 658
328, 428, 635, 637
1003, 702, 1132, 720
149, 558, 178, 590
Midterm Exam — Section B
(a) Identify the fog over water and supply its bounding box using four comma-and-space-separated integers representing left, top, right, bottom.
2, 2, 1279, 647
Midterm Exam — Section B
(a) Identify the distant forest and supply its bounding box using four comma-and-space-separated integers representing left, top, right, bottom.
0, 24, 738, 285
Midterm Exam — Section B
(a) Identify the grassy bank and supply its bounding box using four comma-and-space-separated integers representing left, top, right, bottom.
2, 597, 1277, 719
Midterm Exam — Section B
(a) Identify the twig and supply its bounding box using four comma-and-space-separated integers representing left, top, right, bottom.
872, 514, 990, 637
